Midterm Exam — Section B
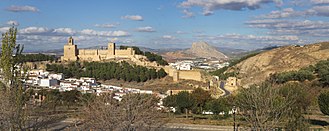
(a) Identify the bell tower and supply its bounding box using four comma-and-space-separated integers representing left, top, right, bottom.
68, 36, 74, 45
62, 37, 78, 61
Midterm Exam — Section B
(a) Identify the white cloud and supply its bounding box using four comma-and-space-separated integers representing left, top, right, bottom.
257, 8, 306, 19
246, 19, 329, 37
309, 6, 329, 17
19, 27, 51, 34
136, 26, 156, 32
0, 26, 132, 51
203, 10, 214, 16
6, 20, 19, 26
176, 31, 188, 34
256, 6, 329, 19
6, 5, 39, 12
0, 27, 11, 33
95, 23, 119, 28
311, 0, 329, 4
162, 35, 175, 40
180, 0, 282, 16
182, 9, 194, 18
111, 30, 130, 37
121, 15, 143, 21
194, 33, 303, 49
80, 29, 129, 37
53, 28, 76, 35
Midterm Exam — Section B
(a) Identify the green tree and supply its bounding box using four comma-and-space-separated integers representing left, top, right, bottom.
82, 93, 166, 130
62, 90, 82, 109
205, 98, 230, 115
175, 91, 193, 117
163, 94, 177, 108
278, 82, 311, 130
315, 60, 329, 86
190, 88, 212, 114
157, 68, 167, 78
236, 82, 310, 130
44, 89, 62, 111
318, 91, 329, 116
0, 26, 27, 130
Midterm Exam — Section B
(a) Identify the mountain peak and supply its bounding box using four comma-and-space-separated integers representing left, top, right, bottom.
187, 41, 228, 60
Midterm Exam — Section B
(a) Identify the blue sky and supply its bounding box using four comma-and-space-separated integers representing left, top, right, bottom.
1, 0, 329, 51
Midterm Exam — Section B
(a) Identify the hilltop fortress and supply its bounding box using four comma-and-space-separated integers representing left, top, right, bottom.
61, 37, 137, 61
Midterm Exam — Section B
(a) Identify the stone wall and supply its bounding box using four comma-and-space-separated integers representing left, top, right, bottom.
61, 37, 137, 62
115, 48, 134, 56
178, 70, 203, 81
164, 66, 204, 82
79, 49, 97, 55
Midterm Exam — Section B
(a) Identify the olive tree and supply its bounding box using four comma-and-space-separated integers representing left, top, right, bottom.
82, 93, 167, 130
318, 91, 329, 116
236, 82, 311, 130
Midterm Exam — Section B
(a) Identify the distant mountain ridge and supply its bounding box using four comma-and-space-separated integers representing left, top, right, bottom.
161, 42, 228, 61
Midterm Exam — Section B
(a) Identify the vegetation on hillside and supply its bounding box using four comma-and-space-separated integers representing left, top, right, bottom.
163, 88, 231, 118
318, 91, 329, 116
144, 51, 168, 66
18, 53, 56, 62
211, 52, 260, 80
119, 45, 168, 66
269, 59, 329, 87
119, 45, 143, 55
46, 61, 167, 82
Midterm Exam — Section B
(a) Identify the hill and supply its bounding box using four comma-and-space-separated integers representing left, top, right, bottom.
227, 42, 329, 87
162, 42, 228, 62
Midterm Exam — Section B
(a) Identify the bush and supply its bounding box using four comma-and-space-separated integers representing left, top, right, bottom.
269, 66, 315, 84
318, 91, 329, 115
119, 46, 168, 66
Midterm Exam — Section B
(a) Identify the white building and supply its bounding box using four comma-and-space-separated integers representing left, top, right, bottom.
60, 81, 73, 88
48, 73, 64, 80
170, 60, 194, 71
39, 79, 58, 87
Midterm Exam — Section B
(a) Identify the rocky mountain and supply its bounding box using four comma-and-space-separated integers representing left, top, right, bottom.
228, 42, 329, 87
162, 42, 228, 62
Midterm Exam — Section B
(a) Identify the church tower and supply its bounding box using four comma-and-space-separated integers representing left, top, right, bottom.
62, 37, 78, 61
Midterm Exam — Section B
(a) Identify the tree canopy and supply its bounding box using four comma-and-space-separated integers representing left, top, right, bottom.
119, 46, 168, 66
318, 91, 329, 116
46, 61, 167, 82
18, 53, 56, 63
269, 59, 329, 87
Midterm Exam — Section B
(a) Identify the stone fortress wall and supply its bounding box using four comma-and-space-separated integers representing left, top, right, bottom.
164, 66, 204, 82
61, 37, 136, 62
61, 37, 160, 68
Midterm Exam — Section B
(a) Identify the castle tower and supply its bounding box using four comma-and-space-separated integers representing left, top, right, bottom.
68, 36, 74, 45
108, 42, 115, 56
126, 47, 135, 55
62, 37, 78, 61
